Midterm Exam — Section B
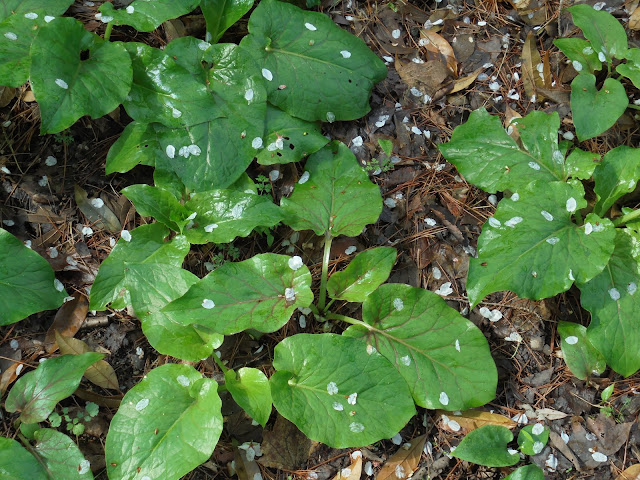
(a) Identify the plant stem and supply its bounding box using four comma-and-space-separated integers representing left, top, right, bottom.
211, 352, 229, 373
317, 234, 333, 313
627, 103, 640, 111
104, 22, 113, 41
613, 208, 640, 226
327, 313, 367, 328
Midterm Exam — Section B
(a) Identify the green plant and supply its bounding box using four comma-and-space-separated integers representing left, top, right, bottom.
48, 402, 99, 436
440, 107, 640, 378
554, 4, 640, 141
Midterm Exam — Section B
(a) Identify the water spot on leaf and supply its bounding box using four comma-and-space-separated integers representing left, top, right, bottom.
171, 108, 182, 118
552, 150, 564, 163
245, 89, 254, 102
4, 32, 17, 41
591, 452, 607, 462
399, 355, 411, 366
541, 211, 553, 221
299, 171, 310, 184
366, 344, 376, 355
627, 282, 637, 295
566, 197, 577, 212
340, 50, 351, 58
572, 60, 583, 72
505, 216, 523, 227
608, 288, 620, 301
533, 441, 544, 454
121, 230, 132, 242
25, 12, 38, 19
393, 297, 404, 311
326, 112, 336, 123
569, 269, 575, 281
584, 222, 593, 235
511, 192, 519, 201
327, 382, 338, 395
565, 335, 578, 345
54, 279, 64, 292
262, 68, 273, 81
55, 78, 68, 89
528, 162, 541, 170
198, 41, 211, 51
252, 137, 263, 149
202, 299, 215, 309
347, 393, 357, 405
546, 237, 560, 245
349, 422, 365, 433
284, 288, 296, 301
532, 423, 545, 435
439, 391, 449, 406
126, 5, 134, 13
455, 339, 460, 352
305, 22, 317, 31
288, 256, 303, 270
166, 145, 175, 158
395, 465, 406, 478
135, 398, 149, 411
177, 375, 190, 386
44, 16, 55, 22
488, 217, 501, 228
188, 144, 201, 156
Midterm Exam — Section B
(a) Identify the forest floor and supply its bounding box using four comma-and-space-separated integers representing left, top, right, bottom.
1, 0, 640, 479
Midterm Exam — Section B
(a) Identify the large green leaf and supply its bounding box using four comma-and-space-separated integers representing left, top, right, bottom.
0, 437, 48, 480
30, 18, 131, 133
565, 147, 600, 180
0, 228, 66, 326
89, 224, 190, 311
225, 367, 272, 427
0, 0, 72, 21
467, 181, 615, 308
183, 189, 283, 244
33, 429, 94, 479
240, 0, 387, 122
343, 284, 497, 410
579, 228, 640, 377
327, 247, 396, 302
617, 48, 640, 89
160, 253, 313, 334
126, 264, 223, 362
281, 141, 382, 237
0, 10, 45, 87
452, 425, 520, 467
558, 321, 606, 380
201, 0, 253, 43
123, 42, 219, 128
105, 364, 223, 480
104, 121, 159, 174
256, 105, 329, 165
570, 75, 627, 141
439, 109, 568, 193
270, 333, 416, 447
553, 37, 602, 74
5, 353, 103, 424
122, 184, 188, 232
99, 0, 200, 32
568, 4, 628, 60
504, 465, 545, 480
593, 145, 640, 216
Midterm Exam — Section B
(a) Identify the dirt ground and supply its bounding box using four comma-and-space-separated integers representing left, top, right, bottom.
1, 0, 640, 479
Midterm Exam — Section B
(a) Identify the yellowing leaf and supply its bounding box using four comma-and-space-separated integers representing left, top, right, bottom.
377, 435, 426, 480
330, 452, 362, 480
521, 31, 544, 99
616, 464, 640, 480
450, 67, 482, 94
45, 296, 88, 354
55, 331, 119, 390
420, 29, 457, 75
436, 409, 516, 432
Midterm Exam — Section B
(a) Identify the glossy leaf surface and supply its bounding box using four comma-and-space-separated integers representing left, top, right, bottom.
0, 436, 47, 480
452, 425, 519, 467
0, 10, 46, 87
553, 37, 602, 74
558, 321, 606, 380
201, 0, 253, 42
517, 424, 549, 456
33, 429, 94, 478
225, 367, 272, 427
568, 4, 628, 60
593, 145, 640, 216
104, 121, 160, 174
99, 0, 200, 32
504, 465, 545, 480
122, 184, 187, 232
0, 0, 72, 21
571, 75, 627, 141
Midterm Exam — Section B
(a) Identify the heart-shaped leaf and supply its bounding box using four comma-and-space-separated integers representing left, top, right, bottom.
327, 247, 396, 302
343, 284, 497, 410
565, 147, 600, 180
240, 0, 387, 122
553, 37, 602, 74
201, 0, 253, 43
579, 228, 640, 377
0, 437, 48, 480
567, 4, 628, 60
105, 364, 223, 480
557, 321, 606, 380
0, 10, 48, 87
121, 184, 187, 232
30, 17, 132, 133
617, 48, 640, 89
504, 465, 545, 480
0, 228, 67, 326
99, 0, 200, 32
225, 367, 272, 427
33, 429, 94, 478
452, 425, 520, 467
89, 224, 190, 311
281, 141, 382, 237
0, 0, 72, 21
160, 253, 313, 335
126, 264, 223, 362
439, 109, 568, 193
5, 353, 103, 424
570, 74, 627, 141
270, 333, 416, 448
593, 145, 640, 216
517, 424, 549, 456
467, 181, 615, 308
105, 121, 160, 174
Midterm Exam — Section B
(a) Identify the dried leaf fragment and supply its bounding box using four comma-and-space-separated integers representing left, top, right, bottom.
436, 409, 516, 432
377, 434, 426, 480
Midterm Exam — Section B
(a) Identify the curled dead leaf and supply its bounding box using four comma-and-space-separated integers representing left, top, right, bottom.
419, 29, 458, 75
450, 67, 482, 94
377, 434, 426, 480
74, 185, 122, 232
45, 296, 89, 354
330, 452, 362, 480
616, 464, 640, 480
436, 409, 516, 432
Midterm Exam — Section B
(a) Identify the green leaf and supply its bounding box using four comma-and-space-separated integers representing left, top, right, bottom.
565, 147, 600, 180
105, 121, 159, 174
256, 105, 329, 165
201, 0, 253, 43
568, 4, 628, 60
451, 425, 519, 467
438, 109, 567, 193
517, 424, 549, 456
617, 48, 640, 89
270, 333, 415, 448
99, 0, 200, 32
579, 228, 640, 377
0, 228, 66, 326
123, 42, 220, 128
225, 367, 272, 427
105, 364, 223, 480
0, 10, 47, 87
593, 145, 640, 216
160, 253, 313, 334
240, 0, 387, 122
0, 0, 73, 22
122, 185, 187, 232
30, 18, 132, 134
5, 353, 103, 424
378, 139, 393, 157
601, 383, 615, 402
557, 321, 606, 380
281, 141, 382, 237
327, 247, 396, 302
183, 189, 283, 244
0, 436, 48, 480
553, 37, 602, 74
504, 465, 545, 480
467, 181, 615, 308
570, 74, 627, 141
33, 428, 94, 478
343, 284, 497, 410
89, 224, 190, 311
126, 264, 223, 362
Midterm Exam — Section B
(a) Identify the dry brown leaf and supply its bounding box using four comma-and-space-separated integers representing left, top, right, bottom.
74, 388, 122, 409
55, 332, 119, 390
504, 105, 522, 143
420, 30, 458, 75
630, 7, 640, 30
616, 464, 640, 480
234, 445, 262, 480
259, 415, 313, 470
521, 31, 546, 99
437, 409, 516, 432
74, 185, 122, 232
0, 362, 21, 395
450, 67, 482, 94
535, 408, 568, 421
45, 296, 89, 354
0, 86, 16, 107
395, 59, 450, 97
330, 452, 362, 480
377, 435, 426, 480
